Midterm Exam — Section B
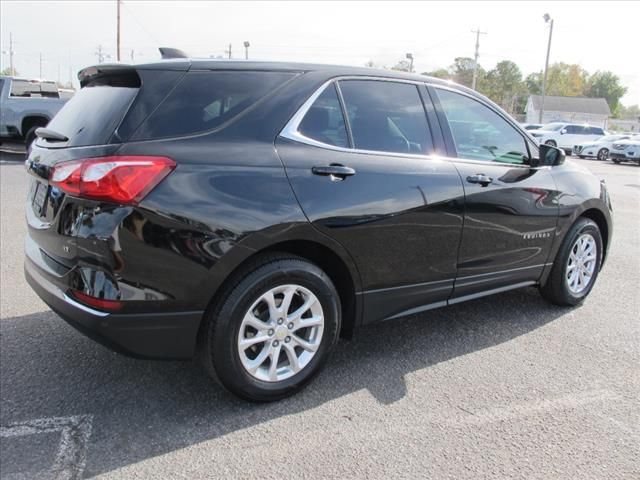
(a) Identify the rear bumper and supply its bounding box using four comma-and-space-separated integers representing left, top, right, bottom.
25, 255, 203, 359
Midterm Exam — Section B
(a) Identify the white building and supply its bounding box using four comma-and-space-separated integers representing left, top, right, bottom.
525, 95, 611, 128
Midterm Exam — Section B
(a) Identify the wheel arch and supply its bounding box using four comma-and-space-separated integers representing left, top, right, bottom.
196, 233, 363, 349
580, 207, 610, 265
21, 115, 50, 137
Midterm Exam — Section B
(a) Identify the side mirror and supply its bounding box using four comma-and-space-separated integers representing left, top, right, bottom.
532, 143, 566, 167
560, 129, 567, 135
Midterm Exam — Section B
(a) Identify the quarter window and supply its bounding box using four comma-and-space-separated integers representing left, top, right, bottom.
298, 84, 349, 148
436, 88, 528, 164
338, 80, 433, 154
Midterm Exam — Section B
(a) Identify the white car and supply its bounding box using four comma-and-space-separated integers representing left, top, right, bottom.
529, 123, 607, 154
573, 134, 634, 161
609, 138, 640, 165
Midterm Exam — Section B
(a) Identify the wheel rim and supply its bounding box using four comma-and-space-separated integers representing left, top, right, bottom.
565, 233, 597, 294
598, 149, 608, 160
237, 284, 324, 382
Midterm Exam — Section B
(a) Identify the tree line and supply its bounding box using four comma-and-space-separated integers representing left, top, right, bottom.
378, 58, 635, 119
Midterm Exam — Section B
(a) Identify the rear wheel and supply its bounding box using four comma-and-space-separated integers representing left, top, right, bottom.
24, 126, 40, 152
597, 148, 609, 161
201, 254, 341, 401
541, 218, 602, 306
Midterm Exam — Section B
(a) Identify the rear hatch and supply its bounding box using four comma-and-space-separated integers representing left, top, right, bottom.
25, 63, 186, 272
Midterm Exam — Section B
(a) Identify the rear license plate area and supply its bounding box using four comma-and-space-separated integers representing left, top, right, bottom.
32, 181, 49, 216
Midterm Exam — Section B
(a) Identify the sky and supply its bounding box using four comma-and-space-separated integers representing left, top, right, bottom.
1, 0, 638, 105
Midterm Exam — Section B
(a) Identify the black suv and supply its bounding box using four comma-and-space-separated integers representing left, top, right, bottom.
25, 59, 612, 401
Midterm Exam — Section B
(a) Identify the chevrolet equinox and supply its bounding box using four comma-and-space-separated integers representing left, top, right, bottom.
25, 57, 613, 401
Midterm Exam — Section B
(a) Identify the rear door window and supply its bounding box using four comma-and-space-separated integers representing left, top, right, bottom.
338, 80, 433, 155
298, 84, 349, 148
135, 71, 295, 140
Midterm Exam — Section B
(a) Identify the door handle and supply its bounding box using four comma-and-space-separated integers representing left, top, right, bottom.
312, 164, 356, 180
466, 173, 493, 187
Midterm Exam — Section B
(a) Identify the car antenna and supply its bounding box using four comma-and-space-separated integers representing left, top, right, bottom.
158, 47, 189, 59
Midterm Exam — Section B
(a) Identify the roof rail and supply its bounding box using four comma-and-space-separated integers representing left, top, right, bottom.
159, 47, 189, 59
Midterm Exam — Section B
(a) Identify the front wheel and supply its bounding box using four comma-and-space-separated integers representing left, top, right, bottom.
597, 148, 609, 161
201, 254, 341, 401
541, 218, 602, 306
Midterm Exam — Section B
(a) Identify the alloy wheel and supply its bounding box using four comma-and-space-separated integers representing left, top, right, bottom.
237, 284, 324, 382
565, 233, 597, 294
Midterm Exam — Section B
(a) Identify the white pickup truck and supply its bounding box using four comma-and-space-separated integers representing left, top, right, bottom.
0, 77, 71, 149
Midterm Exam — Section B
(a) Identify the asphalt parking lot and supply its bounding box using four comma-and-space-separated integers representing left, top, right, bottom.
1, 149, 638, 479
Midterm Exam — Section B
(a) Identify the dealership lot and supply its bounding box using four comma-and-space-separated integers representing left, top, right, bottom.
1, 151, 638, 479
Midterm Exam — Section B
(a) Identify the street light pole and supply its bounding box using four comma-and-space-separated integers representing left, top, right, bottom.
539, 13, 554, 124
244, 41, 250, 60
116, 0, 121, 61
405, 53, 413, 73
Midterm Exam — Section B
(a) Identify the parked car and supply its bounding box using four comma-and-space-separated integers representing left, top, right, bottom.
24, 59, 613, 401
529, 122, 606, 155
520, 123, 544, 131
0, 77, 70, 149
608, 138, 640, 164
573, 134, 633, 160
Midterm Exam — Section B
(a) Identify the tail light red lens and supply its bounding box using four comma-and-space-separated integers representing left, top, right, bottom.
50, 156, 175, 204
70, 290, 123, 311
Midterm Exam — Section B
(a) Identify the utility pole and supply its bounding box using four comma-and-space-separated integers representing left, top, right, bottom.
9, 32, 15, 76
225, 43, 232, 59
39, 53, 43, 78
131, 49, 135, 62
96, 45, 105, 63
116, 0, 121, 61
243, 41, 250, 60
539, 13, 554, 124
471, 28, 487, 90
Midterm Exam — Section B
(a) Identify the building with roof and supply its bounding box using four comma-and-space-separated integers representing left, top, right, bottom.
525, 95, 611, 128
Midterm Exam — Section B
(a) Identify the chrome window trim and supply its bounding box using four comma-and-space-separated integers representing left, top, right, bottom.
280, 76, 442, 161
279, 75, 539, 170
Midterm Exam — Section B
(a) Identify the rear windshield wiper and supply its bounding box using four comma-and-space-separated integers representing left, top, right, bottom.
35, 127, 69, 142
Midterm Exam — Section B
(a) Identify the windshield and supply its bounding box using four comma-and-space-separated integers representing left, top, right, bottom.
541, 123, 565, 131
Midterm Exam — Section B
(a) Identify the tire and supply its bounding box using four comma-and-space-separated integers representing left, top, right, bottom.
578, 155, 586, 159
545, 140, 557, 147
24, 126, 39, 151
201, 253, 341, 401
597, 148, 608, 161
612, 159, 621, 164
541, 218, 602, 306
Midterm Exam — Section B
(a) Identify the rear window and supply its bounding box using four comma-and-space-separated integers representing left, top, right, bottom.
43, 83, 138, 147
133, 71, 295, 140
10, 79, 59, 98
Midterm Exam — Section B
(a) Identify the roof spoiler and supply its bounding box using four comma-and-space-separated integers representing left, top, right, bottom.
77, 64, 140, 88
159, 47, 189, 59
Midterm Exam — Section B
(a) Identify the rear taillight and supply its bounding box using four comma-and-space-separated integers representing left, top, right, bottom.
70, 290, 123, 311
50, 156, 175, 204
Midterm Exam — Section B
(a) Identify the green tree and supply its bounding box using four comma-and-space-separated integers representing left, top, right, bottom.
1, 67, 18, 76
450, 57, 484, 88
617, 104, 640, 119
423, 68, 450, 79
483, 60, 526, 113
525, 72, 543, 95
585, 71, 628, 117
544, 62, 588, 96
391, 59, 412, 72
